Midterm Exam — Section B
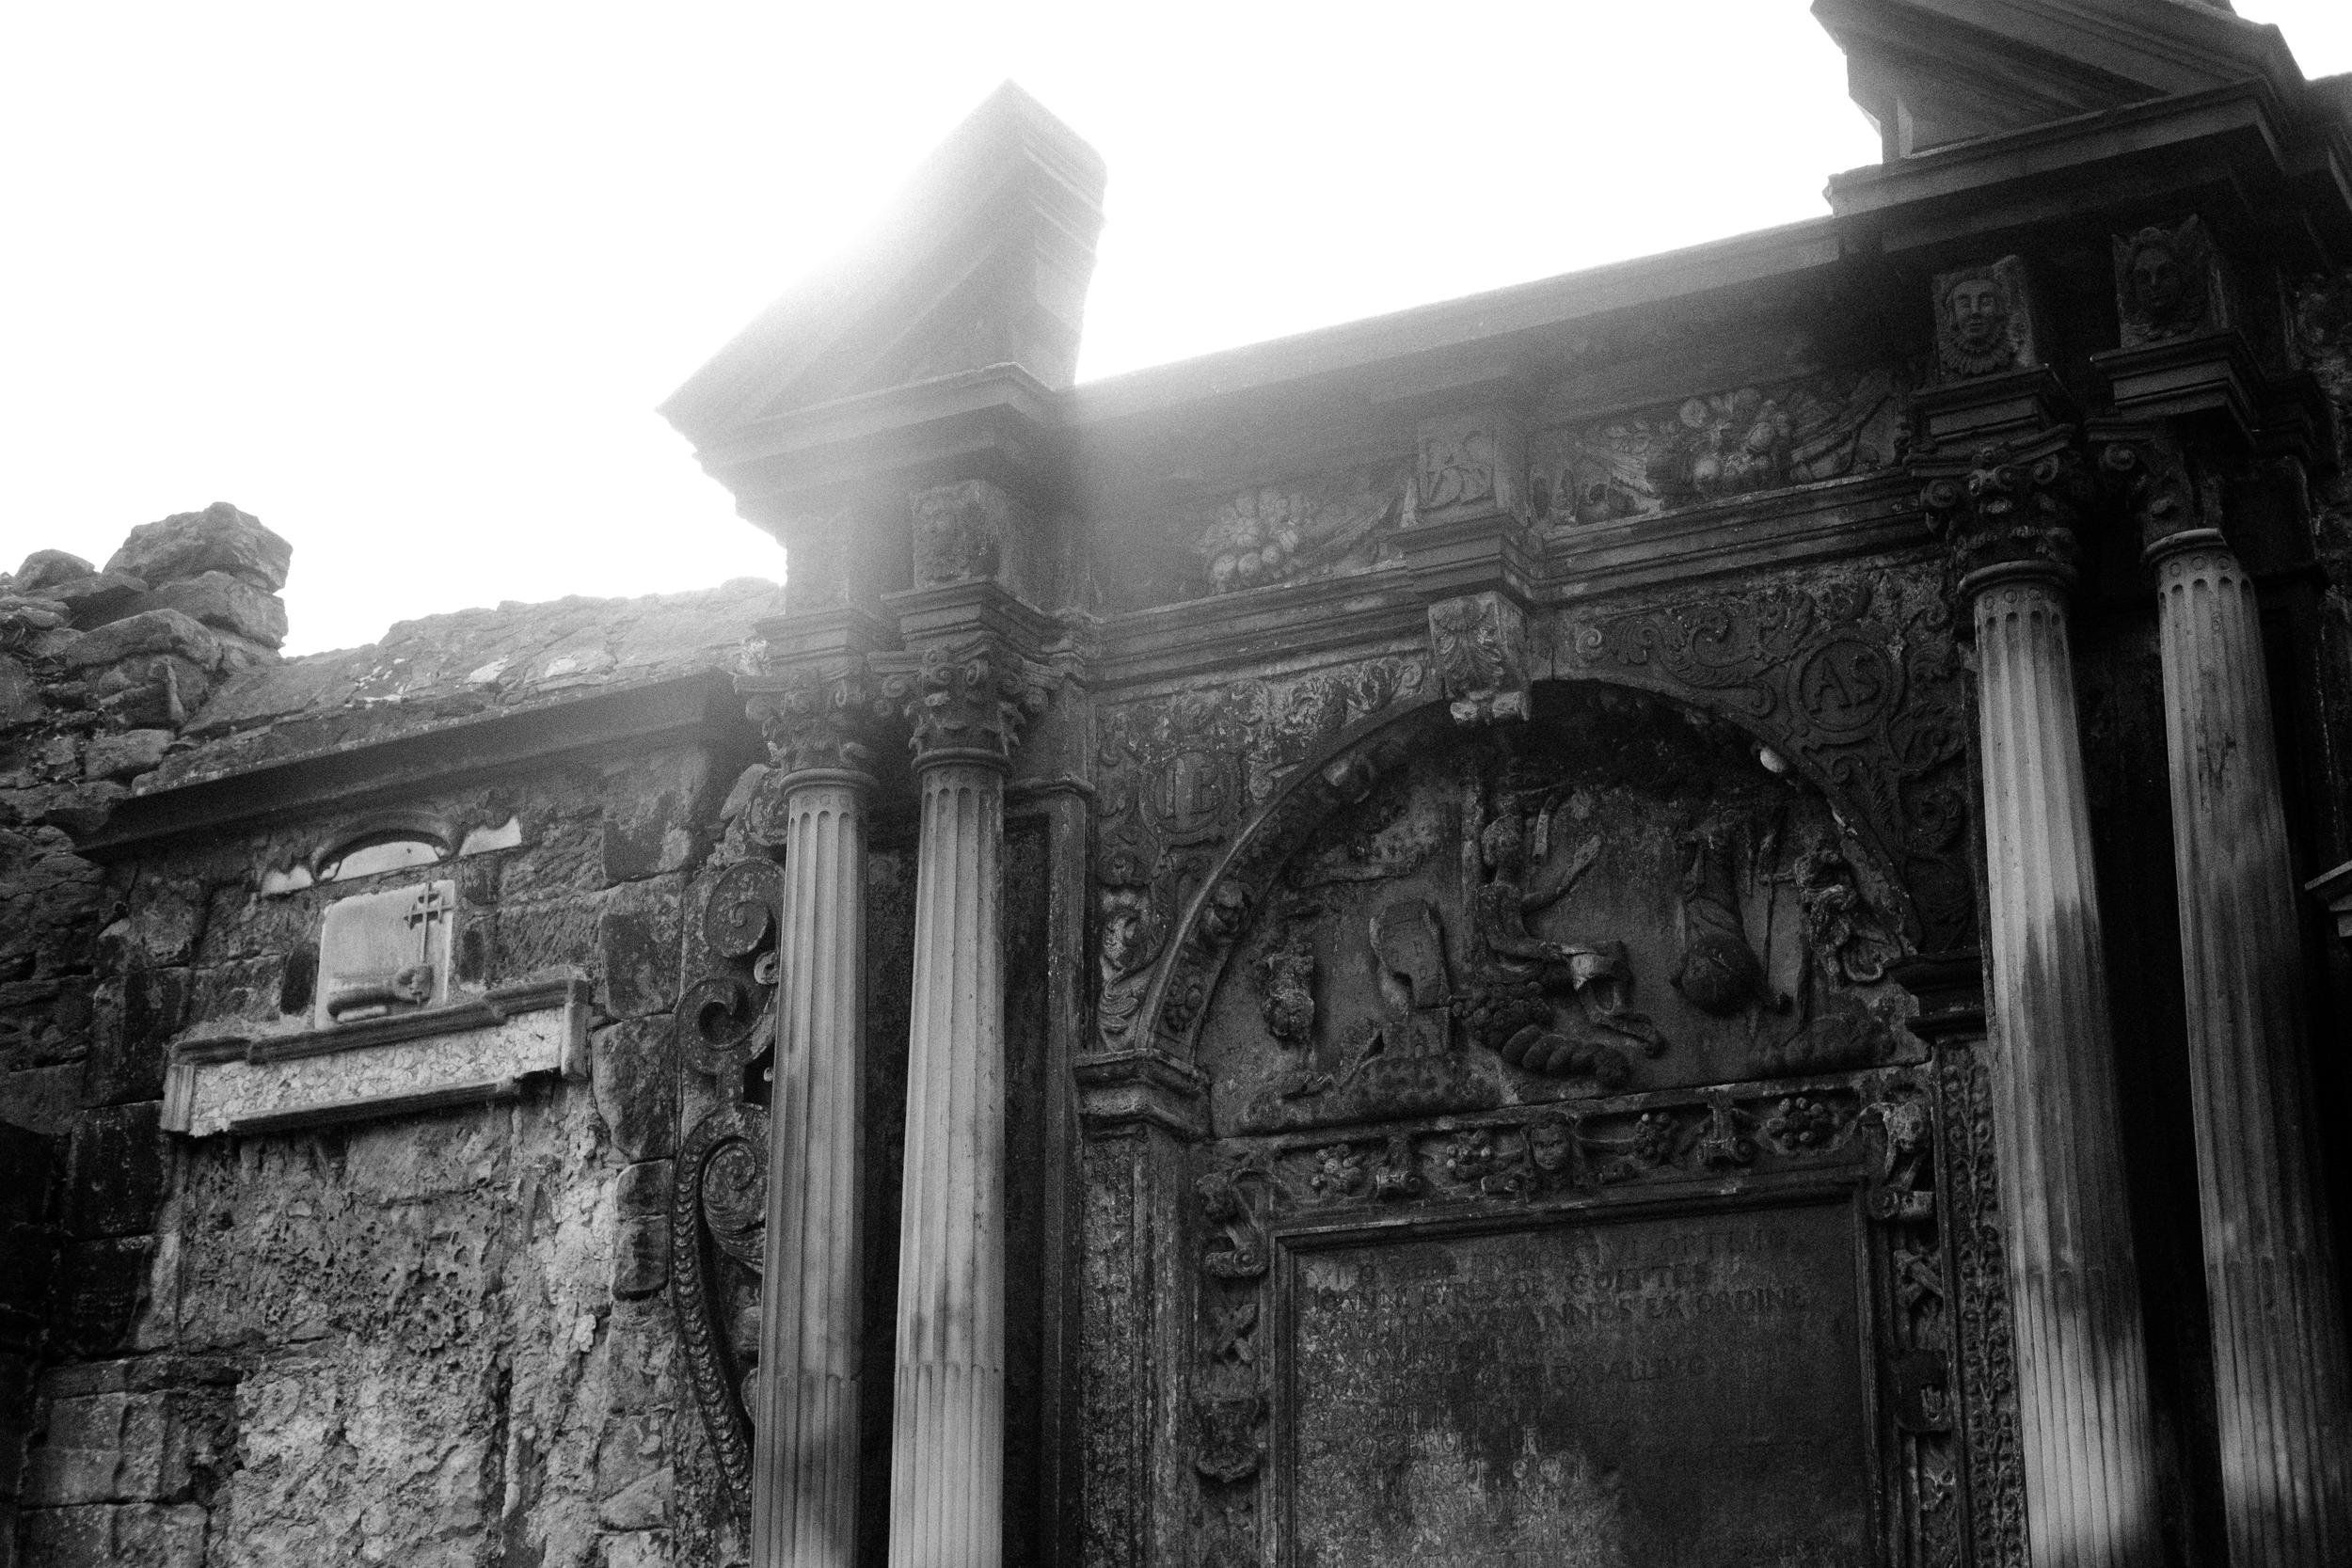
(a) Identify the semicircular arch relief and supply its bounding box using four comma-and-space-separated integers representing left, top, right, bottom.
1126, 679, 1934, 1137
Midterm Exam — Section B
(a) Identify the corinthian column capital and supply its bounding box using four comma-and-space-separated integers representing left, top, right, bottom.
878, 634, 1058, 769
2094, 425, 2226, 562
1918, 427, 2092, 590
742, 655, 892, 782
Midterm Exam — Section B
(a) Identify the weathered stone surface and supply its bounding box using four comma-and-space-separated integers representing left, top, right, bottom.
51, 1237, 154, 1359
103, 503, 290, 594
19, 1501, 207, 1567
22, 1381, 235, 1509
12, 550, 96, 594
84, 969, 187, 1109
611, 1214, 670, 1302
46, 573, 151, 629
120, 572, 286, 648
62, 1102, 165, 1241
82, 729, 172, 784
596, 879, 679, 1019
590, 1020, 675, 1164
1289, 1206, 1871, 1564
58, 611, 220, 676
0, 654, 42, 731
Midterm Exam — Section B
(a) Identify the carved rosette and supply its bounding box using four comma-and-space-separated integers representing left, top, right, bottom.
741, 656, 889, 779
1918, 432, 2090, 586
669, 856, 787, 1510
1428, 591, 1531, 725
879, 635, 1057, 768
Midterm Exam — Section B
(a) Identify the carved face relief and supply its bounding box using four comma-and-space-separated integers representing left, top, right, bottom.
2115, 218, 2216, 345
1933, 258, 2030, 379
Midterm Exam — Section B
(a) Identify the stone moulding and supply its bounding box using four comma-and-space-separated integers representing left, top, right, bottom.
159, 975, 589, 1137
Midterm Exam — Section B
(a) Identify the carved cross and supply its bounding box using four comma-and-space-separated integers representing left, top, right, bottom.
405, 883, 453, 967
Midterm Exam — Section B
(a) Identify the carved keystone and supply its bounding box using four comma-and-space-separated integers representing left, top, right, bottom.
1428, 592, 1531, 724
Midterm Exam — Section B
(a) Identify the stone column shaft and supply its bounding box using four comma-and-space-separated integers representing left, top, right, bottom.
2149, 531, 2352, 1564
1971, 566, 2163, 1568
752, 773, 870, 1567
889, 760, 1008, 1568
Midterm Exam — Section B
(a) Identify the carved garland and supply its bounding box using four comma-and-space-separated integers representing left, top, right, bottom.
669, 855, 785, 1509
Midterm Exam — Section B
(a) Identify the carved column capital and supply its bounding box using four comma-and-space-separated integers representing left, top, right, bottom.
1427, 591, 1532, 724
740, 655, 892, 784
1917, 430, 2091, 591
2095, 427, 2225, 562
877, 633, 1058, 769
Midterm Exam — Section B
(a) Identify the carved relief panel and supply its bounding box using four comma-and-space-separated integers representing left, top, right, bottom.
1193, 686, 1920, 1138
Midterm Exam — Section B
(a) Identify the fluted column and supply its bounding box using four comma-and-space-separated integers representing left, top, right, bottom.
880, 635, 1050, 1568
2147, 528, 2352, 1564
1969, 561, 2164, 1568
740, 657, 883, 1568
1925, 434, 2163, 1568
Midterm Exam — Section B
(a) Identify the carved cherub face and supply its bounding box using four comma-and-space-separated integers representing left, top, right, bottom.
1947, 277, 2008, 354
1528, 1117, 1573, 1173
2129, 243, 2186, 318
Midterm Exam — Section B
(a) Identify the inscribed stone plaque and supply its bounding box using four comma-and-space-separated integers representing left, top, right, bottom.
1285, 1198, 1873, 1567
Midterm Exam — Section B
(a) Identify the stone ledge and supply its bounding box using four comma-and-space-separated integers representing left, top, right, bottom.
161, 976, 588, 1138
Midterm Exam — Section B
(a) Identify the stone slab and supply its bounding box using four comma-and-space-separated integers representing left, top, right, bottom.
1282, 1196, 1872, 1566
162, 979, 587, 1138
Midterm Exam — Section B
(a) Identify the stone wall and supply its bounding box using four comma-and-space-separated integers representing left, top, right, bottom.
0, 508, 779, 1565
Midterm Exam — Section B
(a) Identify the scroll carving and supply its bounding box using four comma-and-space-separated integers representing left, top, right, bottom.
876, 634, 1057, 763
1918, 431, 2091, 582
669, 855, 785, 1511
1567, 576, 1973, 955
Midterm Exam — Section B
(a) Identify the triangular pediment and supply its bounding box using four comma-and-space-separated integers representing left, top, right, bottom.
660, 81, 1107, 453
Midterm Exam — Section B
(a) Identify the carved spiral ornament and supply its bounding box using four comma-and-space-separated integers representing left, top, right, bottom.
704, 858, 779, 958
670, 1101, 770, 1508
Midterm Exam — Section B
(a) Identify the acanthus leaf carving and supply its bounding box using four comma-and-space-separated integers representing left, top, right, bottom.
740, 655, 891, 780
1428, 591, 1532, 726
1917, 431, 2090, 584
876, 634, 1057, 764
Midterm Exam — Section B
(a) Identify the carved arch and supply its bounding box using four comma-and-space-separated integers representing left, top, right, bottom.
1129, 673, 1935, 1067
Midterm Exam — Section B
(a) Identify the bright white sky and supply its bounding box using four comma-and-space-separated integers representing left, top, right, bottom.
5, 3, 2347, 656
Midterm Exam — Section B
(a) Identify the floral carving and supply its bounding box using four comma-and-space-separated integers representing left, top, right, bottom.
740, 656, 888, 778
1533, 367, 1909, 525
1428, 592, 1531, 725
1200, 473, 1402, 594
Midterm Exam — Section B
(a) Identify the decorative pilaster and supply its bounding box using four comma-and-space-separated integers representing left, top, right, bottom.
738, 657, 884, 1568
1923, 436, 2164, 1568
2109, 436, 2352, 1565
879, 633, 1055, 1568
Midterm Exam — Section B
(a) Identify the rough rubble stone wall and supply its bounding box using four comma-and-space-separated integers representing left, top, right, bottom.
0, 496, 779, 1563
0, 739, 734, 1568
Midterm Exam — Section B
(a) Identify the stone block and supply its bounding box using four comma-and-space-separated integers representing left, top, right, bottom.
47, 575, 151, 630
596, 885, 678, 1019
11, 551, 94, 594
63, 1102, 165, 1242
591, 1021, 675, 1164
612, 1215, 670, 1302
50, 1237, 153, 1359
82, 731, 172, 784
104, 502, 290, 594
21, 1377, 232, 1511
20, 1501, 207, 1567
84, 969, 187, 1108
0, 656, 42, 733
615, 1158, 673, 1219
34, 782, 129, 838
602, 1530, 671, 1568
58, 611, 220, 677
596, 1413, 672, 1526
121, 574, 285, 648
